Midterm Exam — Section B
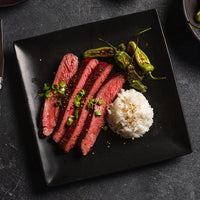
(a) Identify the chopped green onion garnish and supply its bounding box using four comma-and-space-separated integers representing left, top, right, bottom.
89, 98, 95, 103
45, 90, 51, 98
43, 83, 50, 90
75, 95, 81, 101
75, 109, 79, 119
53, 90, 57, 95
58, 89, 65, 95
67, 115, 74, 126
98, 99, 103, 105
88, 98, 95, 108
88, 102, 94, 109
55, 100, 62, 107
60, 87, 65, 92
74, 101, 80, 107
95, 111, 102, 116
39, 93, 44, 97
52, 83, 59, 90
78, 89, 85, 97
103, 125, 108, 131
60, 81, 66, 88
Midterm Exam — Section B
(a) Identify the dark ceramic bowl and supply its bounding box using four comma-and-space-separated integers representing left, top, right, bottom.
183, 0, 200, 41
0, 0, 26, 7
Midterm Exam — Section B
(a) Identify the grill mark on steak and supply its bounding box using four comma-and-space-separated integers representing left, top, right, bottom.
79, 73, 126, 155
40, 53, 78, 136
59, 62, 113, 152
53, 58, 99, 143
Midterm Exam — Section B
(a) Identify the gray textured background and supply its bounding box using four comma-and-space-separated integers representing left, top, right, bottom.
0, 0, 200, 199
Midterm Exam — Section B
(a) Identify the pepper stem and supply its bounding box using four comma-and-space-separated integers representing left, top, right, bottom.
136, 27, 152, 36
148, 72, 166, 80
98, 38, 117, 53
188, 20, 200, 29
132, 37, 139, 62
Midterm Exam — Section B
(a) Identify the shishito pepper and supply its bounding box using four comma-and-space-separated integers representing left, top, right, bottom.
83, 43, 127, 59
98, 38, 147, 92
127, 41, 166, 80
127, 65, 147, 93
195, 10, 200, 23
83, 47, 114, 58
98, 38, 133, 71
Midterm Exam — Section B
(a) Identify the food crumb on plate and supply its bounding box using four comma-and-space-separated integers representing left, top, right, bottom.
106, 140, 111, 145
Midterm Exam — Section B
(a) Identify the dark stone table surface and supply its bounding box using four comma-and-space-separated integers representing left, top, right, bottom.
0, 0, 200, 199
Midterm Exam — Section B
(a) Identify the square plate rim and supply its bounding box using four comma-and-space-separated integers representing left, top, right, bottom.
14, 8, 158, 45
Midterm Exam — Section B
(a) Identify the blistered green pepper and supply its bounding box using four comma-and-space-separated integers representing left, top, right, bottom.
195, 10, 200, 23
83, 43, 127, 59
127, 65, 147, 93
98, 38, 147, 92
127, 41, 166, 80
98, 38, 132, 71
83, 47, 114, 58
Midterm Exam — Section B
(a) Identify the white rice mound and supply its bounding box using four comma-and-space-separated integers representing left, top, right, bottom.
107, 89, 154, 139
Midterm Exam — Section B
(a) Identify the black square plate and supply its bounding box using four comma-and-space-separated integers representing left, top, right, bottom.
14, 9, 192, 186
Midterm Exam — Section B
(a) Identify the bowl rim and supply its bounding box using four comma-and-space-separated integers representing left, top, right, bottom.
182, 0, 200, 42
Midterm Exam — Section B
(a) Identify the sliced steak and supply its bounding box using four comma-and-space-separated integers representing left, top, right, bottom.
41, 53, 78, 136
53, 58, 99, 143
79, 73, 125, 155
59, 62, 113, 152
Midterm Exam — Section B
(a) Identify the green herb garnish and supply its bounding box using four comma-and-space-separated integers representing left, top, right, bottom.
74, 101, 80, 107
43, 83, 50, 90
88, 103, 94, 109
97, 99, 103, 105
103, 125, 108, 131
58, 89, 65, 95
45, 90, 51, 98
53, 90, 57, 95
88, 98, 95, 109
78, 89, 85, 97
95, 111, 102, 116
89, 98, 95, 103
55, 100, 62, 107
75, 95, 82, 101
75, 109, 79, 119
60, 81, 66, 88
39, 93, 44, 97
52, 83, 59, 90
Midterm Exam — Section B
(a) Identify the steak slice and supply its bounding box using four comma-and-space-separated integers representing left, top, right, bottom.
59, 62, 113, 152
53, 58, 99, 143
79, 73, 125, 155
41, 53, 78, 136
